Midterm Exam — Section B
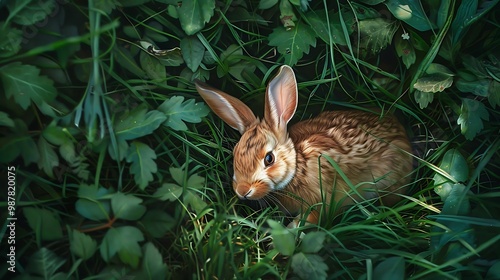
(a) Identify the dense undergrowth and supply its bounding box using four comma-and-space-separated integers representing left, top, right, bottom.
1, 0, 500, 279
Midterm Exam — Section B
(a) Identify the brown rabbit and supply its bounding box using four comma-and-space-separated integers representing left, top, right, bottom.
195, 65, 413, 225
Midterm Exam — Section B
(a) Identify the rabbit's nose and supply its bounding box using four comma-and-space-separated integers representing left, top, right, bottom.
235, 183, 252, 200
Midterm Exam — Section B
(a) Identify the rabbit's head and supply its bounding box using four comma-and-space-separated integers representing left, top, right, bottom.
195, 66, 298, 200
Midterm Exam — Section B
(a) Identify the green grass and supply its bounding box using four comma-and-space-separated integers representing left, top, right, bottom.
0, 0, 500, 279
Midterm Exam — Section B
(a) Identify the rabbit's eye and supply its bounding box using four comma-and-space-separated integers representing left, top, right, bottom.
264, 152, 274, 167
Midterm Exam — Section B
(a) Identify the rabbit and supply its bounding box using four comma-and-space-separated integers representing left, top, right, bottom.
195, 65, 413, 225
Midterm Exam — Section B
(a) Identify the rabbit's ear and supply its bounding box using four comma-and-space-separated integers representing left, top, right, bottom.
195, 80, 257, 134
264, 65, 298, 133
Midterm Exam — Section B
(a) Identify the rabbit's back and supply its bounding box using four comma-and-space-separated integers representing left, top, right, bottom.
277, 110, 412, 218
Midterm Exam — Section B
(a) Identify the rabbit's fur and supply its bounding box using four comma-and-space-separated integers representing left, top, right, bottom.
195, 66, 413, 224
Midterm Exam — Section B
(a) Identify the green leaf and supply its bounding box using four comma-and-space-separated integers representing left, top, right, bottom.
456, 79, 490, 96
268, 219, 296, 256
306, 11, 348, 46
115, 106, 167, 140
141, 209, 176, 238
184, 190, 207, 214
291, 252, 328, 280
70, 229, 97, 260
457, 98, 489, 140
141, 243, 169, 279
358, 18, 398, 55
300, 231, 326, 254
385, 0, 435, 31
25, 248, 66, 278
113, 45, 146, 78
413, 73, 453, 93
126, 141, 158, 190
373, 257, 405, 280
100, 226, 144, 269
177, 0, 215, 35
75, 184, 112, 221
489, 81, 500, 108
0, 111, 15, 128
433, 149, 469, 201
94, 0, 119, 14
108, 137, 129, 161
0, 23, 22, 58
158, 96, 209, 131
0, 62, 57, 111
0, 119, 40, 164
395, 34, 416, 69
426, 63, 454, 76
450, 0, 477, 45
111, 192, 147, 220
7, 0, 56, 26
268, 21, 317, 66
154, 183, 183, 201
279, 0, 297, 28
180, 36, 205, 72
486, 260, 500, 280
259, 0, 278, 9
24, 207, 63, 241
37, 137, 59, 178
414, 90, 434, 109
139, 50, 167, 82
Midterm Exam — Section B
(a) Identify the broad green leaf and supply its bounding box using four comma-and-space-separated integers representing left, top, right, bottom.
450, 0, 477, 45
433, 149, 469, 201
184, 191, 207, 214
373, 257, 405, 280
139, 50, 166, 82
0, 119, 39, 164
486, 260, 500, 280
268, 21, 317, 66
157, 47, 184, 67
111, 192, 147, 220
357, 0, 385, 4
141, 209, 176, 238
59, 141, 76, 163
113, 45, 146, 78
37, 137, 59, 178
385, 0, 435, 31
108, 137, 129, 161
306, 11, 348, 46
489, 81, 500, 108
42, 124, 68, 146
395, 34, 416, 69
456, 79, 489, 96
457, 98, 489, 140
126, 141, 158, 190
268, 219, 296, 256
100, 226, 144, 269
75, 184, 111, 221
115, 106, 166, 140
413, 73, 453, 93
279, 0, 297, 28
7, 0, 56, 26
154, 183, 183, 201
426, 63, 454, 76
177, 0, 215, 35
300, 231, 326, 254
358, 18, 398, 54
24, 207, 63, 241
0, 23, 22, 57
180, 36, 205, 72
25, 248, 66, 278
94, 0, 118, 14
141, 243, 169, 279
158, 96, 209, 131
259, 0, 278, 9
0, 62, 57, 111
70, 229, 97, 260
0, 111, 15, 127
291, 252, 328, 280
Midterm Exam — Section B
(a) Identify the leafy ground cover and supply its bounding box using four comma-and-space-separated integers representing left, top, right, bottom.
1, 0, 500, 279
